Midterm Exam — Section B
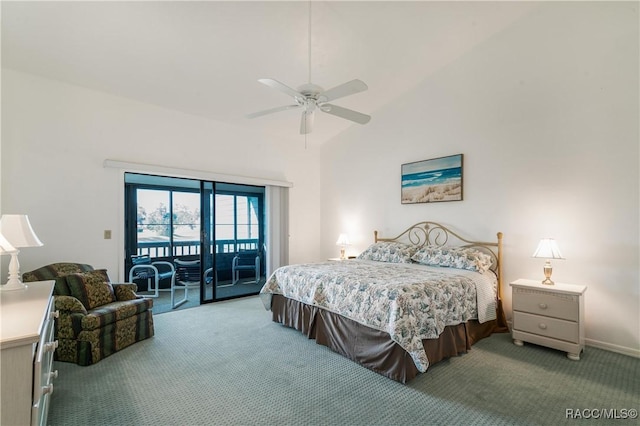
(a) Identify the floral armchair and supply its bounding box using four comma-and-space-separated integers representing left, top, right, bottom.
22, 263, 154, 366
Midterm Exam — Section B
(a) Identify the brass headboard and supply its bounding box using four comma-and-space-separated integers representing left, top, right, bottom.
374, 221, 504, 301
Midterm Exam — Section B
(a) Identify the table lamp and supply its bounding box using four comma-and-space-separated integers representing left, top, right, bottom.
0, 231, 21, 289
336, 233, 351, 260
0, 214, 44, 291
532, 238, 564, 285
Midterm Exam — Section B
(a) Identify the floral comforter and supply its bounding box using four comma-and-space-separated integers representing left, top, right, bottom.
260, 259, 497, 372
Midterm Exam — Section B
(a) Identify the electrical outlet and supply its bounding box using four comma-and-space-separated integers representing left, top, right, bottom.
104, 230, 112, 239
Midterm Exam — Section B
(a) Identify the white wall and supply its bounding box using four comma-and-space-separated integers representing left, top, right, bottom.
1, 69, 323, 280
320, 2, 639, 355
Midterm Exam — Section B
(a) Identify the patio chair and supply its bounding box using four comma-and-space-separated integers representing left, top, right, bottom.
231, 249, 260, 285
174, 259, 202, 308
128, 255, 177, 305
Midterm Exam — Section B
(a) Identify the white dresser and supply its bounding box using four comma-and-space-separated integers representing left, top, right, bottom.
510, 278, 587, 360
1, 280, 58, 426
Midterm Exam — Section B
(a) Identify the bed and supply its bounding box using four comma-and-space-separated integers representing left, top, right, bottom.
259, 222, 508, 383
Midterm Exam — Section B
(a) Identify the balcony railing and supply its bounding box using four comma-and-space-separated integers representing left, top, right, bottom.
137, 239, 259, 259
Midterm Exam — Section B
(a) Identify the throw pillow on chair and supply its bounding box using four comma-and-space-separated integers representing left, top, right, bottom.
66, 269, 116, 310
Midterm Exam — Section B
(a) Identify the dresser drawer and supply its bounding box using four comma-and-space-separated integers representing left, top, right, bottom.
513, 311, 579, 343
512, 287, 579, 321
32, 299, 58, 426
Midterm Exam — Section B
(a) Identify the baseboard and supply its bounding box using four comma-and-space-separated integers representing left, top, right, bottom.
505, 320, 639, 358
584, 338, 640, 359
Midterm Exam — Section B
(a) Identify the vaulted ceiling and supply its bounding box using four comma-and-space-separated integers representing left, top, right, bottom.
2, 1, 537, 143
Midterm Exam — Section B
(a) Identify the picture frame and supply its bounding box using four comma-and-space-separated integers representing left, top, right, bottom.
401, 154, 463, 204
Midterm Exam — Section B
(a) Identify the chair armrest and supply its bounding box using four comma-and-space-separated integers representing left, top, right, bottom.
54, 295, 88, 315
113, 283, 140, 301
53, 296, 87, 340
204, 267, 215, 284
130, 262, 175, 283
129, 264, 158, 281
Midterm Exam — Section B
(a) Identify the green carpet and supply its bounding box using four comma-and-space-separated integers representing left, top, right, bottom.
49, 296, 639, 425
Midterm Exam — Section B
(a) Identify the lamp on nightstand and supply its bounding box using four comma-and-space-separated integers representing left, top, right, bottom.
336, 233, 351, 260
532, 238, 564, 285
0, 215, 44, 291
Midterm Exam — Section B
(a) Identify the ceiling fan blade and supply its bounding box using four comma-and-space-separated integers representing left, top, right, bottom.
321, 104, 371, 125
300, 110, 315, 134
319, 79, 368, 103
258, 78, 305, 100
246, 104, 301, 119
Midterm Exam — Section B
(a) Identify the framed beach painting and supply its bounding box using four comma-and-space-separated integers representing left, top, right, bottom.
401, 154, 463, 204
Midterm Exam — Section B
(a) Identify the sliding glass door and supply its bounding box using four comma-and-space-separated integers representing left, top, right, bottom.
125, 173, 266, 310
202, 182, 265, 301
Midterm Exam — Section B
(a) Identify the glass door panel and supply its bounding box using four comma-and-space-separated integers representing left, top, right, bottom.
214, 192, 235, 291
171, 190, 202, 307
125, 174, 203, 312
214, 183, 265, 300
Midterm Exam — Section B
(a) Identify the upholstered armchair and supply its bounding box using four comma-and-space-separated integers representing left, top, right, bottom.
22, 263, 154, 366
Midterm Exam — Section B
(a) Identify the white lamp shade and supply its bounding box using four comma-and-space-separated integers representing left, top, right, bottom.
532, 238, 564, 260
336, 233, 351, 246
0, 215, 43, 248
0, 232, 17, 253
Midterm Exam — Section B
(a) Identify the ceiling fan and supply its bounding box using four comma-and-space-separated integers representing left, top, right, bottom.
246, 2, 371, 134
246, 79, 371, 134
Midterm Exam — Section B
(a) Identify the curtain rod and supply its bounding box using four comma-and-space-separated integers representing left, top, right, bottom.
103, 159, 293, 188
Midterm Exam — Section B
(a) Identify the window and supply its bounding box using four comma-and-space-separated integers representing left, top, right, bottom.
132, 187, 200, 258
215, 193, 260, 253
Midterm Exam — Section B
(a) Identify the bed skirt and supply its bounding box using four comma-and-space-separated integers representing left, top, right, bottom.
270, 294, 501, 383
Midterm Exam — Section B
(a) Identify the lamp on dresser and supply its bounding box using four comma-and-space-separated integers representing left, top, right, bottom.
532, 238, 564, 285
0, 231, 19, 288
0, 214, 44, 291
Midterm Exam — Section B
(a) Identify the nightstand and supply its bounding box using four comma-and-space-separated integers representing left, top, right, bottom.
510, 278, 587, 360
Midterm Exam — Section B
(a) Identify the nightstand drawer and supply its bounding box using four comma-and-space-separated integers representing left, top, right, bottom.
512, 287, 579, 321
513, 311, 579, 343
